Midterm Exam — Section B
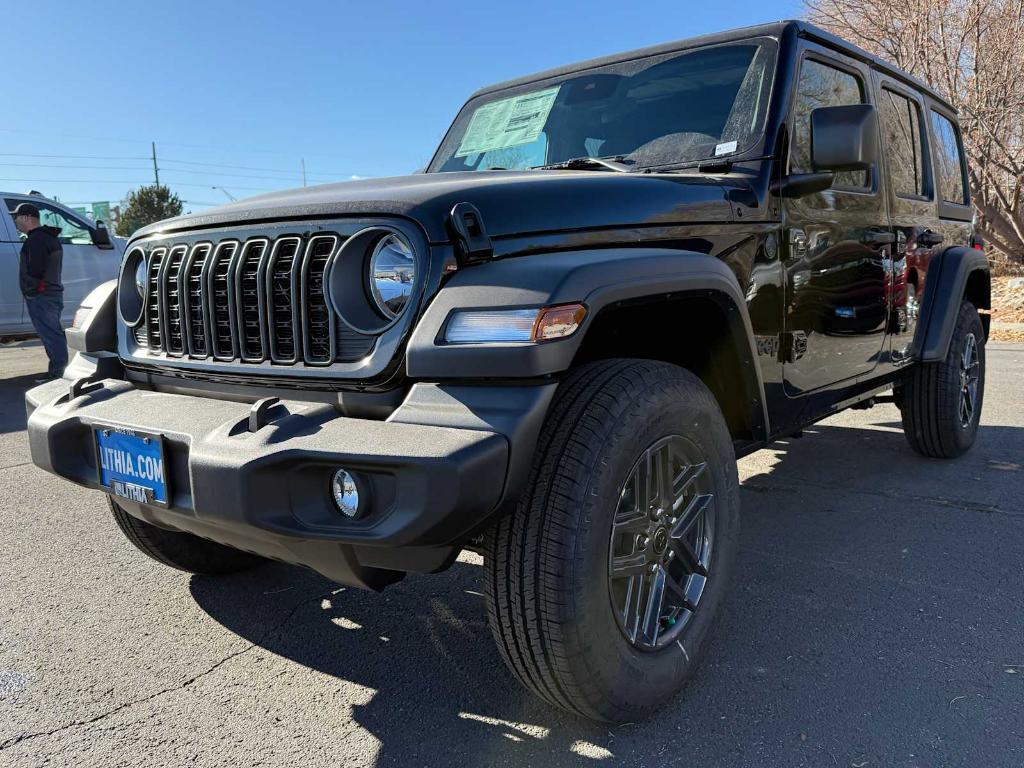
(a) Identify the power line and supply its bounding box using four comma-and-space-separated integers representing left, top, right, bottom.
0, 156, 362, 182
0, 162, 153, 171
160, 168, 339, 182
162, 157, 313, 174
0, 127, 370, 163
0, 152, 148, 161
161, 158, 360, 179
0, 161, 334, 183
0, 177, 276, 191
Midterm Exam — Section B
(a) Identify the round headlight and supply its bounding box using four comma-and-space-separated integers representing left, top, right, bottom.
134, 258, 147, 297
368, 233, 415, 318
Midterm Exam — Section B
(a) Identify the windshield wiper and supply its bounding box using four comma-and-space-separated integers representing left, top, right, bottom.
531, 156, 633, 173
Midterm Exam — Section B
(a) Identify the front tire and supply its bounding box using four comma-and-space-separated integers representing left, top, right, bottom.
483, 359, 740, 722
901, 300, 985, 458
109, 497, 264, 575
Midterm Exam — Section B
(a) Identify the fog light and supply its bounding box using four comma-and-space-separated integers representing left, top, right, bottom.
331, 469, 361, 518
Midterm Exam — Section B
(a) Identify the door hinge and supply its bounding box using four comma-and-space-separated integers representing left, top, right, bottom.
780, 331, 808, 363
789, 228, 808, 258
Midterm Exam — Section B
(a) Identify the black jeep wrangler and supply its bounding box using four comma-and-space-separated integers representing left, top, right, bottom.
26, 21, 990, 722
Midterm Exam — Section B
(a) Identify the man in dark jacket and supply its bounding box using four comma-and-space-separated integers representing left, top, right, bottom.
11, 203, 67, 380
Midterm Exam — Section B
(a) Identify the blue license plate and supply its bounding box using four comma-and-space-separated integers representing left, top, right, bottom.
94, 427, 169, 506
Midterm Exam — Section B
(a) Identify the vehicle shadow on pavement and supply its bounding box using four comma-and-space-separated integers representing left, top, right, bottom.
0, 373, 44, 435
189, 416, 1023, 767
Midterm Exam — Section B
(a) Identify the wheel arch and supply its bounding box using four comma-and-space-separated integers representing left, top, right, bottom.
407, 247, 769, 444
914, 245, 991, 361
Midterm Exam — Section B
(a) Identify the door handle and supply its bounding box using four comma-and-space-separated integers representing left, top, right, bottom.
916, 229, 944, 247
860, 231, 895, 245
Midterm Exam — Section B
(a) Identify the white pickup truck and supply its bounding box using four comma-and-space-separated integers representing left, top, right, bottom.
1, 192, 124, 336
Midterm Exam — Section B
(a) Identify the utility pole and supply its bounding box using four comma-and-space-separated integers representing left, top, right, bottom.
151, 141, 160, 185
301, 158, 307, 187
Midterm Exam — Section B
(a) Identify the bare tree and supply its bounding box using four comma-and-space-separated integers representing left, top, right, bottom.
805, 0, 1024, 264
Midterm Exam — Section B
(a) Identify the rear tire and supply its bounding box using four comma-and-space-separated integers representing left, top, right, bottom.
109, 497, 263, 575
483, 359, 740, 722
901, 301, 985, 458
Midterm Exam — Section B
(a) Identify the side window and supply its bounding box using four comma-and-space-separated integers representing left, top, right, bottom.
38, 204, 93, 245
880, 89, 926, 198
930, 111, 969, 205
790, 58, 870, 189
4, 199, 26, 239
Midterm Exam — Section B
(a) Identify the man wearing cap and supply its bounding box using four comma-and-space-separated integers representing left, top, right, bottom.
11, 203, 67, 380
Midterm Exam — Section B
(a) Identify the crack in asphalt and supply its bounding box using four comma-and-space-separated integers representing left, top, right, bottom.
0, 462, 32, 472
742, 476, 1015, 517
0, 585, 338, 753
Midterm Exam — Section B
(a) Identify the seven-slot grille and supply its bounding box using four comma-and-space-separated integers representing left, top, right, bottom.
135, 233, 374, 367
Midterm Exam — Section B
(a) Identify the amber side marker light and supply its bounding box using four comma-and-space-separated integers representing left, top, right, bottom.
533, 303, 587, 342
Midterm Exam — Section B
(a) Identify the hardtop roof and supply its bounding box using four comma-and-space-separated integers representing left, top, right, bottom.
470, 20, 955, 114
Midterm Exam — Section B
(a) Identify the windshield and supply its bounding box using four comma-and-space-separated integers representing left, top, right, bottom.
428, 38, 777, 173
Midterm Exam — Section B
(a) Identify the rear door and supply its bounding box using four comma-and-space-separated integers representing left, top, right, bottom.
926, 105, 973, 254
873, 76, 939, 363
782, 45, 891, 395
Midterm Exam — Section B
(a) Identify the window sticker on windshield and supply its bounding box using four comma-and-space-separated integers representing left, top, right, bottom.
714, 140, 739, 156
455, 86, 560, 157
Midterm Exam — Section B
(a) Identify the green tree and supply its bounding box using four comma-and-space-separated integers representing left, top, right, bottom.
117, 184, 183, 237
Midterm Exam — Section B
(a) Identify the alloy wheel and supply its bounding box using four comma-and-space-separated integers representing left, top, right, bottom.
959, 332, 980, 428
608, 435, 715, 651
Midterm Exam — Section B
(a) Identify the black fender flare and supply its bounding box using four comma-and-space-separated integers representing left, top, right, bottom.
913, 246, 990, 362
407, 247, 769, 440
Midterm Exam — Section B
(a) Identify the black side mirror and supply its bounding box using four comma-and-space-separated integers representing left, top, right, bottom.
772, 103, 879, 199
811, 103, 878, 172
92, 221, 113, 249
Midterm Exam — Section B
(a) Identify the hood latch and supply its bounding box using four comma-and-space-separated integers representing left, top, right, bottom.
447, 202, 493, 265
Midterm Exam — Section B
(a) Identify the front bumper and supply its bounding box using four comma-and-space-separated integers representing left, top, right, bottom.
26, 378, 552, 589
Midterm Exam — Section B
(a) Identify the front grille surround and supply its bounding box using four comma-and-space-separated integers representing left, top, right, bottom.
121, 219, 420, 380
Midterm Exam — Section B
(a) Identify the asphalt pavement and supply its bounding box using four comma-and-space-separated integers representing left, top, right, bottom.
1, 340, 1022, 768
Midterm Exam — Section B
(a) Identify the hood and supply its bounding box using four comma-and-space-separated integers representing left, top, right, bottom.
133, 170, 738, 243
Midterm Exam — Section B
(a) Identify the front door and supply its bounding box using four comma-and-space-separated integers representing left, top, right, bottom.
782, 48, 891, 396
0, 207, 25, 333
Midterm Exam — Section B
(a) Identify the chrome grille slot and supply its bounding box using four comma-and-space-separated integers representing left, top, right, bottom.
266, 237, 303, 363
207, 241, 240, 359
235, 239, 270, 362
145, 247, 166, 350
182, 243, 211, 357
160, 245, 188, 355
300, 235, 339, 366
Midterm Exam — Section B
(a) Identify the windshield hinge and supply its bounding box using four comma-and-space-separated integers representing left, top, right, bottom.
697, 159, 734, 173
447, 202, 493, 265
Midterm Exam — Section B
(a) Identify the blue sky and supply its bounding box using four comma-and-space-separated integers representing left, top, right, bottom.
3, 0, 800, 214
